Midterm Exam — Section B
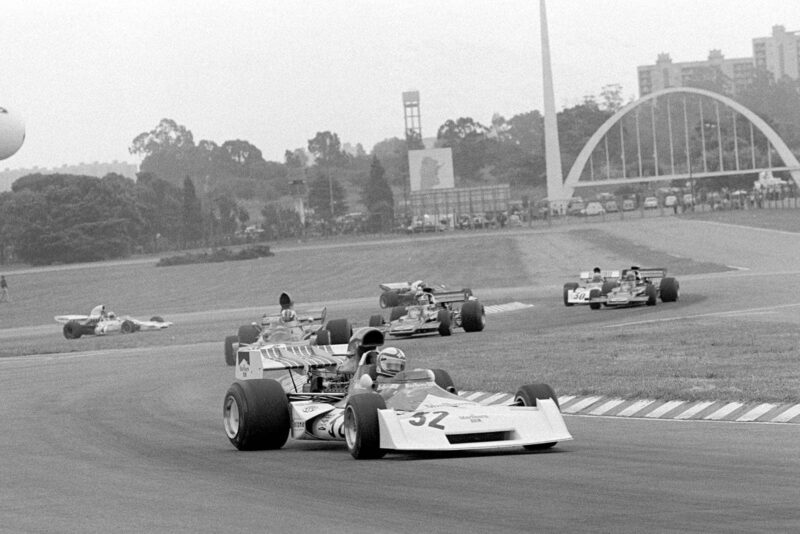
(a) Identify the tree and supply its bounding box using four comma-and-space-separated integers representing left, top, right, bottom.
436, 117, 492, 183
307, 169, 347, 222
129, 118, 195, 157
181, 176, 203, 247
362, 156, 394, 232
307, 131, 347, 166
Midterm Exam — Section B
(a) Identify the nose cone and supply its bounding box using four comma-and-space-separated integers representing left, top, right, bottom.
0, 107, 25, 161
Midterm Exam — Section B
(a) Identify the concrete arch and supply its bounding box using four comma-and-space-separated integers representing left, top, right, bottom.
562, 87, 800, 198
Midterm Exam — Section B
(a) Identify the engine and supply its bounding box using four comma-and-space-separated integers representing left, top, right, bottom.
0, 107, 25, 161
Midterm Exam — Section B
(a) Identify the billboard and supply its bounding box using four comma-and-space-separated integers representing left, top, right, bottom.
408, 148, 454, 192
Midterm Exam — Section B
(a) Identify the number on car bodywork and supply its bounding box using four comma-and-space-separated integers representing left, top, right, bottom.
408, 411, 448, 430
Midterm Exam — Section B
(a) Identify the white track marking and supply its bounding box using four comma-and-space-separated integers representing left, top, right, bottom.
484, 301, 534, 314
692, 219, 800, 236
562, 395, 602, 413
771, 404, 800, 423
645, 400, 686, 418
703, 402, 744, 420
674, 401, 716, 419
604, 302, 800, 328
616, 399, 656, 417
588, 398, 625, 415
736, 403, 778, 422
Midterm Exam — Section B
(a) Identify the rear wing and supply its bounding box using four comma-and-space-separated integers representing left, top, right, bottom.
235, 343, 349, 380
261, 306, 327, 326
431, 290, 470, 304
578, 270, 620, 281
379, 282, 412, 292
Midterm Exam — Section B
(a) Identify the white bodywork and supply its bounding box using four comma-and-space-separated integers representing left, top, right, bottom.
565, 270, 619, 305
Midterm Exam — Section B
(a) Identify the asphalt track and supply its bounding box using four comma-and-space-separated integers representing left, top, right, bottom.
2, 218, 800, 533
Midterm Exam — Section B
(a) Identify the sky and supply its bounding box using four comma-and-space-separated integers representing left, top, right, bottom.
1, 0, 798, 170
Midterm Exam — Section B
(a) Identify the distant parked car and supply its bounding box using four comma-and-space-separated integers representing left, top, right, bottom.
622, 199, 636, 211
683, 193, 694, 206
604, 200, 619, 213
664, 195, 677, 207
643, 197, 659, 209
581, 201, 606, 216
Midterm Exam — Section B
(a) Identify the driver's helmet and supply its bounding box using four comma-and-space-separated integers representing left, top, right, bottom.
107, 312, 116, 320
375, 347, 406, 377
624, 272, 636, 282
280, 308, 297, 323
416, 290, 434, 305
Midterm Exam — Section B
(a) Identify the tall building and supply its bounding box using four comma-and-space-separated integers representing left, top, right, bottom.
753, 25, 800, 81
638, 50, 754, 97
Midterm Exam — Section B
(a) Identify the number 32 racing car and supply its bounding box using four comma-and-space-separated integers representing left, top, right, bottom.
223, 327, 571, 459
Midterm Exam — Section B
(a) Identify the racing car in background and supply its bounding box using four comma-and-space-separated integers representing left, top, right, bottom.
223, 292, 352, 365
580, 267, 679, 309
371, 287, 485, 337
223, 327, 572, 459
378, 281, 473, 308
55, 305, 172, 339
563, 268, 621, 307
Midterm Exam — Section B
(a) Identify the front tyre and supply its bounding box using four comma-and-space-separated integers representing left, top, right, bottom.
437, 309, 452, 336
645, 284, 658, 306
432, 369, 457, 394
588, 288, 602, 310
660, 277, 679, 302
63, 321, 82, 339
223, 379, 290, 451
344, 393, 387, 459
237, 324, 261, 345
563, 283, 579, 306
325, 318, 352, 344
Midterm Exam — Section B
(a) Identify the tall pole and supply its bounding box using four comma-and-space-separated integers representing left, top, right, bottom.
540, 0, 565, 207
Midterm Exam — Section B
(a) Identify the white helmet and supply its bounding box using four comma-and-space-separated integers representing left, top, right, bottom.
280, 308, 297, 323
376, 347, 406, 377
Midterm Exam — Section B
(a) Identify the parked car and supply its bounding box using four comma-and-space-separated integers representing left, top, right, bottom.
581, 201, 606, 216
622, 199, 636, 211
664, 195, 678, 207
604, 200, 619, 213
643, 197, 659, 209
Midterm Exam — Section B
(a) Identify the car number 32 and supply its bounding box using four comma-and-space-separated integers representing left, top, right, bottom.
407, 411, 448, 430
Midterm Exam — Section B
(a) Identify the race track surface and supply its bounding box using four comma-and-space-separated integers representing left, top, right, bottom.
2, 218, 800, 533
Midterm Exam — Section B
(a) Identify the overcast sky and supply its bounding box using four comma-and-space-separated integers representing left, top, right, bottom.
1, 0, 797, 170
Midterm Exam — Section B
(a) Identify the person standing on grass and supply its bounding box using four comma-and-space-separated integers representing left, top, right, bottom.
0, 275, 9, 303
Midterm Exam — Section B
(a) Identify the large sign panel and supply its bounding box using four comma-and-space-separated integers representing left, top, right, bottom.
408, 148, 454, 192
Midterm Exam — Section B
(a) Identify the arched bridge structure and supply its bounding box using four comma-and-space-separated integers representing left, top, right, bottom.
562, 87, 800, 200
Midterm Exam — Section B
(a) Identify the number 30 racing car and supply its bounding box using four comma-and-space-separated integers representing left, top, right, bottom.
563, 268, 621, 307
222, 327, 571, 459
223, 292, 353, 365
55, 305, 172, 339
568, 266, 679, 310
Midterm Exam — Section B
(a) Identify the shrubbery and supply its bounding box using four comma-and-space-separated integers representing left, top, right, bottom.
156, 245, 274, 267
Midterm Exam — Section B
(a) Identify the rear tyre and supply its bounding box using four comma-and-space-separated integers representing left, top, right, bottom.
222, 379, 290, 450
460, 300, 485, 332
344, 393, 387, 459
437, 310, 452, 336
389, 306, 407, 322
515, 383, 560, 450
588, 288, 601, 310
432, 369, 457, 394
601, 281, 617, 295
563, 283, 579, 306
120, 320, 135, 334
314, 329, 331, 345
326, 319, 352, 344
150, 316, 164, 323
237, 324, 260, 345
224, 335, 238, 366
660, 277, 679, 302
379, 292, 399, 309
368, 314, 384, 327
646, 284, 658, 306
63, 321, 83, 339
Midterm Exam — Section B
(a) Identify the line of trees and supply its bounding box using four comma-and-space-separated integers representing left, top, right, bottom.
1, 75, 798, 265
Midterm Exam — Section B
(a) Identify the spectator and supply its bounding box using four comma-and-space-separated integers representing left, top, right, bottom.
0, 275, 8, 303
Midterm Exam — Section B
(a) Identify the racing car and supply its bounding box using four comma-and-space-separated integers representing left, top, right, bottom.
563, 268, 621, 307
378, 280, 473, 308
55, 305, 172, 339
371, 287, 485, 337
223, 292, 353, 365
582, 267, 679, 309
222, 327, 572, 459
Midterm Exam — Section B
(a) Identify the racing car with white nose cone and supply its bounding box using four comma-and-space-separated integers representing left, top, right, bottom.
371, 286, 485, 337
55, 305, 172, 339
586, 267, 679, 309
222, 327, 571, 459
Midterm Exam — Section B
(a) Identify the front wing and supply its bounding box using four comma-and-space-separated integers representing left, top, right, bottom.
377, 398, 572, 451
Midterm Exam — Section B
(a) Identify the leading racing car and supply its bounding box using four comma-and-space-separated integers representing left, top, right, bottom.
223, 292, 352, 365
222, 327, 572, 459
584, 267, 679, 309
55, 305, 172, 339
377, 280, 473, 308
371, 286, 485, 337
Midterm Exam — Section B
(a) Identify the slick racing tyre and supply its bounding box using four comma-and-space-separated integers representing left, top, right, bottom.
515, 384, 560, 450
368, 314, 385, 327
120, 320, 136, 334
344, 393, 387, 459
437, 309, 452, 336
149, 316, 165, 322
314, 329, 331, 345
325, 319, 352, 344
63, 321, 83, 339
237, 324, 260, 345
460, 300, 485, 332
589, 288, 601, 310
659, 277, 679, 302
223, 379, 290, 451
224, 335, 238, 366
432, 369, 457, 394
563, 283, 579, 306
646, 284, 658, 306
379, 292, 399, 309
